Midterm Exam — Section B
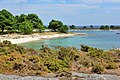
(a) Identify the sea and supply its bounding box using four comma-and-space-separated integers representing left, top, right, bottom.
19, 30, 120, 50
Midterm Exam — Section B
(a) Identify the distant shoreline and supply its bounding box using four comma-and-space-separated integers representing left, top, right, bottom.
69, 29, 120, 31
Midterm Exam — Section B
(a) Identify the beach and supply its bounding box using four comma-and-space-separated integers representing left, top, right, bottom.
0, 32, 85, 44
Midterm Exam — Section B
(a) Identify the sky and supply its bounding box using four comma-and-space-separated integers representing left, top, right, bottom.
0, 0, 120, 25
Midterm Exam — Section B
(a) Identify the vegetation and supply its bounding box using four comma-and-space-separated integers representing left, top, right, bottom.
48, 19, 69, 33
90, 25, 93, 28
100, 25, 120, 30
0, 41, 119, 76
100, 25, 109, 30
0, 9, 14, 33
83, 26, 86, 29
58, 25, 69, 33
0, 9, 120, 76
77, 25, 120, 30
69, 25, 76, 29
110, 25, 120, 30
91, 63, 105, 74
0, 9, 69, 34
0, 9, 45, 34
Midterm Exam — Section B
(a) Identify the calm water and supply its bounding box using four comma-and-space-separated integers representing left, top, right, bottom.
19, 30, 120, 50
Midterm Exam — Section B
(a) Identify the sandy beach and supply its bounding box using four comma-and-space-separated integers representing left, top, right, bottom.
0, 32, 85, 44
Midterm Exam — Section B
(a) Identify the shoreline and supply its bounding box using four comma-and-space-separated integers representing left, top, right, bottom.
68, 29, 120, 31
0, 32, 86, 44
1, 29, 119, 44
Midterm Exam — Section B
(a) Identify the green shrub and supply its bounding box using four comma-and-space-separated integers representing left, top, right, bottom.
3, 40, 11, 45
80, 45, 90, 52
91, 63, 105, 74
40, 44, 50, 52
44, 58, 68, 72
12, 63, 25, 70
0, 41, 119, 76
106, 62, 119, 69
88, 48, 104, 58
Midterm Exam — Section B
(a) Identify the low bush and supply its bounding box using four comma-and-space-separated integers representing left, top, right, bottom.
106, 62, 119, 69
91, 63, 105, 74
44, 58, 68, 72
0, 41, 119, 76
80, 45, 90, 52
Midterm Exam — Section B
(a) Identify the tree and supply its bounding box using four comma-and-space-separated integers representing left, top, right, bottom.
100, 25, 109, 30
0, 9, 46, 34
37, 23, 45, 32
17, 14, 27, 23
18, 20, 33, 34
100, 25, 104, 29
13, 13, 45, 33
48, 20, 63, 31
110, 25, 114, 29
0, 14, 6, 21
0, 21, 5, 33
83, 26, 86, 29
0, 19, 11, 33
13, 15, 28, 30
116, 26, 120, 29
27, 14, 44, 29
58, 25, 69, 33
69, 25, 75, 29
90, 25, 93, 28
0, 9, 14, 22
0, 9, 14, 32
105, 25, 109, 30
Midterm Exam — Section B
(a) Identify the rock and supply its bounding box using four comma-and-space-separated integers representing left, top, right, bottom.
72, 72, 120, 80
55, 72, 72, 77
0, 72, 120, 80
0, 74, 59, 80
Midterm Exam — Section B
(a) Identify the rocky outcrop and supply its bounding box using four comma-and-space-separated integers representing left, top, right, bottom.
0, 72, 120, 80
71, 72, 120, 80
0, 74, 59, 80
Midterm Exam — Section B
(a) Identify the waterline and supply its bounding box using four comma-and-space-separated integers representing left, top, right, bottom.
19, 30, 120, 50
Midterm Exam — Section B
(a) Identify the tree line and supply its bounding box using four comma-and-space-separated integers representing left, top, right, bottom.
69, 24, 120, 30
0, 9, 69, 34
82, 25, 120, 30
1, 9, 119, 33
100, 25, 120, 30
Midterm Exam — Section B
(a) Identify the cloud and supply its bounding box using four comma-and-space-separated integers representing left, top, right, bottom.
34, 0, 66, 3
77, 0, 120, 4
1, 0, 27, 3
102, 0, 120, 3
1, 0, 120, 4
35, 0, 52, 2
29, 0, 120, 3
0, 0, 120, 25
0, 3, 101, 24
110, 6, 120, 10
36, 0, 120, 4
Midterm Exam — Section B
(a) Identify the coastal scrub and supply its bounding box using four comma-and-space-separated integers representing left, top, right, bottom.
0, 41, 119, 76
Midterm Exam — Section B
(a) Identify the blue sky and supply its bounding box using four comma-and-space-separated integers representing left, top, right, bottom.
0, 0, 120, 25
